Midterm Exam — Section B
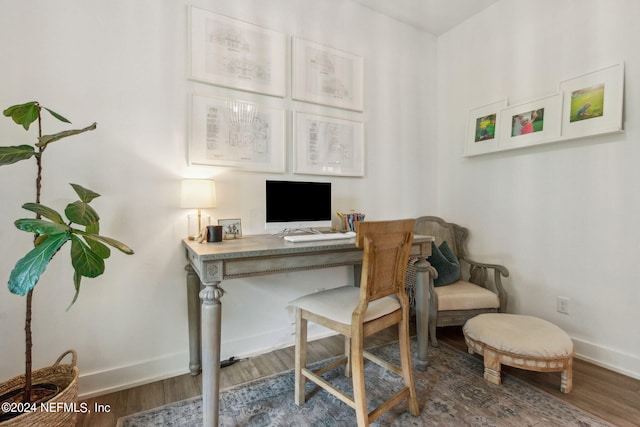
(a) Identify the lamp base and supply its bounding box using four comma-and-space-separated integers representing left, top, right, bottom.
188, 214, 211, 240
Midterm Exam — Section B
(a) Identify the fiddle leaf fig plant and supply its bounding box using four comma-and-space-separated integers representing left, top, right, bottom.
1, 101, 134, 404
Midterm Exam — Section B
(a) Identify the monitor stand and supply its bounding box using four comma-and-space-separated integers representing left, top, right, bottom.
273, 227, 322, 237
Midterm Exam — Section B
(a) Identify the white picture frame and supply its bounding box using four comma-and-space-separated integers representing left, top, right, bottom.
218, 218, 242, 239
559, 62, 624, 139
293, 111, 365, 177
498, 93, 562, 151
292, 37, 364, 111
189, 94, 286, 173
464, 99, 507, 157
188, 6, 286, 97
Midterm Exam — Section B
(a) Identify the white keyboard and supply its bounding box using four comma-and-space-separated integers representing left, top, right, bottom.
284, 232, 356, 243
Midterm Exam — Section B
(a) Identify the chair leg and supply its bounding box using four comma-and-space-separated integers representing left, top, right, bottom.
351, 331, 369, 427
399, 317, 420, 416
294, 310, 308, 406
344, 335, 352, 377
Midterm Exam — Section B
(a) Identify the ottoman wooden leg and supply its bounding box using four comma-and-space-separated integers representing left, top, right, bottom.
561, 364, 573, 393
483, 349, 501, 385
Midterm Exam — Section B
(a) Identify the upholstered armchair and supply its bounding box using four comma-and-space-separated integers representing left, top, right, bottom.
406, 216, 509, 346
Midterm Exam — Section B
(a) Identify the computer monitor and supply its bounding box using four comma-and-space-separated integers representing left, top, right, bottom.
265, 180, 332, 232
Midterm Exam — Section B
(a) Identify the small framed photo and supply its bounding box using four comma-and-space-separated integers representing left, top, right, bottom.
464, 99, 507, 157
218, 218, 242, 239
559, 63, 624, 139
498, 93, 562, 151
293, 111, 365, 177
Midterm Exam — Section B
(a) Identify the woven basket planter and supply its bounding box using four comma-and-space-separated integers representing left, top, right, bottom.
0, 350, 79, 427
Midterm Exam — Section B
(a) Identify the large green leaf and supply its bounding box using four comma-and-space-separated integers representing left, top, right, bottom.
37, 122, 96, 148
3, 101, 39, 130
64, 201, 99, 226
0, 145, 35, 166
82, 233, 134, 255
14, 218, 70, 235
70, 235, 104, 278
8, 233, 70, 296
22, 203, 65, 224
70, 183, 100, 203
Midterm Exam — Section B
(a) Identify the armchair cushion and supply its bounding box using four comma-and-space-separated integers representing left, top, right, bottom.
436, 281, 500, 311
428, 241, 460, 287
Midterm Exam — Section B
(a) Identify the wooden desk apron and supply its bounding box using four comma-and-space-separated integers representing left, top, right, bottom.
185, 234, 431, 282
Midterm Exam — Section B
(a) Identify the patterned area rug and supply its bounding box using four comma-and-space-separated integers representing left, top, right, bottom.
117, 340, 612, 426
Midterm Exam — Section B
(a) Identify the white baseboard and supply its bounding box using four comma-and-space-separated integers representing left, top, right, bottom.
78, 351, 190, 399
573, 337, 640, 380
78, 325, 334, 399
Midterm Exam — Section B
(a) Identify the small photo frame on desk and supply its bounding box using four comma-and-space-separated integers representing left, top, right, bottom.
218, 218, 242, 239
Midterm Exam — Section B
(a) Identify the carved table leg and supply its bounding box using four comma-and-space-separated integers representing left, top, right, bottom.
413, 257, 431, 371
200, 281, 225, 427
185, 264, 202, 375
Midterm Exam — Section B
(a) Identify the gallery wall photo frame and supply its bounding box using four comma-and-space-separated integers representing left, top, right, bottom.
497, 93, 562, 151
188, 6, 287, 97
559, 62, 624, 140
189, 94, 286, 173
464, 99, 507, 157
293, 111, 365, 177
292, 37, 364, 112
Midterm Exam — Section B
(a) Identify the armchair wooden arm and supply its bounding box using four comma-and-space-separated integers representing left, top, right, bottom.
461, 257, 510, 313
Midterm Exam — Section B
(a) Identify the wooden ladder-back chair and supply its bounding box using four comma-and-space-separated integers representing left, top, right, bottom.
406, 216, 510, 346
290, 219, 420, 427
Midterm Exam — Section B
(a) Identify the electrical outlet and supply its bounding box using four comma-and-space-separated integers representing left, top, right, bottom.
557, 296, 569, 314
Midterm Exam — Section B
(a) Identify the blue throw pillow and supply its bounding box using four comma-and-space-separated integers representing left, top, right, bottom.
428, 241, 460, 287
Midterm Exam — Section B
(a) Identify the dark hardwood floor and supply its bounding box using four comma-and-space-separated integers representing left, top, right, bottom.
78, 326, 640, 427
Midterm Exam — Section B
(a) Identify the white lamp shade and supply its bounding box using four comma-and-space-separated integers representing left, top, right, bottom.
181, 179, 216, 209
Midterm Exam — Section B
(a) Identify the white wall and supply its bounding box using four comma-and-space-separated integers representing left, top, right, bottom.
437, 0, 640, 378
0, 0, 437, 397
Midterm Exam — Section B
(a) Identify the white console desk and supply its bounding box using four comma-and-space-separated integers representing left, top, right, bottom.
183, 233, 434, 427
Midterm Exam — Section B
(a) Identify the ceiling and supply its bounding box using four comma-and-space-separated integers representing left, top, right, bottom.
350, 0, 500, 35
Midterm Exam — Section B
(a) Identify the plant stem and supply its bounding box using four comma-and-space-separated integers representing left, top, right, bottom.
24, 291, 33, 403
24, 105, 44, 404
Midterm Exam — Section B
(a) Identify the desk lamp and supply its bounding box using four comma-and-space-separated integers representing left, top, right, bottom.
181, 179, 216, 240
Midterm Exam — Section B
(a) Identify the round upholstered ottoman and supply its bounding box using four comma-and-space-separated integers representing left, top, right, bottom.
463, 313, 574, 393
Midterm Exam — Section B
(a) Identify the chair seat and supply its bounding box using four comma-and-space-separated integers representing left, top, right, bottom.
435, 281, 500, 311
291, 286, 400, 325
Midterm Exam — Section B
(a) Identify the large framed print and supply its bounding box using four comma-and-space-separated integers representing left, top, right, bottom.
559, 63, 624, 139
188, 6, 286, 97
189, 94, 286, 172
293, 112, 365, 177
498, 94, 562, 151
292, 37, 364, 111
464, 100, 507, 157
